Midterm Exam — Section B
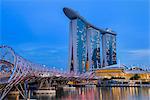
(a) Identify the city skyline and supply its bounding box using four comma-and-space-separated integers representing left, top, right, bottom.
1, 0, 149, 70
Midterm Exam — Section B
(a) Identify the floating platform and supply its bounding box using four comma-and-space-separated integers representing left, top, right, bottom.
34, 90, 56, 94
63, 86, 76, 90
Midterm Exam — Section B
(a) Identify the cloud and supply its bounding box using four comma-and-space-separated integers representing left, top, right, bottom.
126, 49, 150, 57
118, 49, 150, 66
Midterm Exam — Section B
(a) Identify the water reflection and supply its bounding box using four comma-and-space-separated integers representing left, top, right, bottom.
7, 87, 150, 100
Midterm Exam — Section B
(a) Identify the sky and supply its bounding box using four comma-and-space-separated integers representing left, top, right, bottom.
1, 0, 150, 70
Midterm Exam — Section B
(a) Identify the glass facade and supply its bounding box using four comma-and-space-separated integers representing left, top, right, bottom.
103, 34, 117, 66
69, 19, 117, 73
69, 18, 87, 73
87, 28, 101, 70
76, 19, 87, 73
112, 35, 117, 64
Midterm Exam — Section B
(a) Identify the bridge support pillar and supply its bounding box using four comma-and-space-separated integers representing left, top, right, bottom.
39, 78, 53, 89
14, 81, 30, 100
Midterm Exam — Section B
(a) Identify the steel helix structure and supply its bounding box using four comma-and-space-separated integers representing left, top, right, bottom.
0, 45, 65, 99
0, 45, 95, 99
0, 45, 49, 84
0, 45, 53, 99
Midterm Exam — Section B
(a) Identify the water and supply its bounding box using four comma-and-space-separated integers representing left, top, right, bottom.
8, 87, 150, 100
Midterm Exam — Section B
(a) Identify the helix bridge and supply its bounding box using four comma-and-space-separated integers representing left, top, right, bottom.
0, 45, 95, 100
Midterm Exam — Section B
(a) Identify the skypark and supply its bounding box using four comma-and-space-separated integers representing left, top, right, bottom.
63, 7, 116, 35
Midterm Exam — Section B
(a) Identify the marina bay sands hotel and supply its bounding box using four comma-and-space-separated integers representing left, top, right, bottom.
63, 8, 117, 73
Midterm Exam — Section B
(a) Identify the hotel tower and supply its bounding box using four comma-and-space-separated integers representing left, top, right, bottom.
63, 8, 117, 73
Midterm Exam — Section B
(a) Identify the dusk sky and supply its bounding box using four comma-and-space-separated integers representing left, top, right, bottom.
1, 0, 150, 70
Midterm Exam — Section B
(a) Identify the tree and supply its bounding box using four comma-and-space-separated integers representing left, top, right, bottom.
130, 74, 140, 80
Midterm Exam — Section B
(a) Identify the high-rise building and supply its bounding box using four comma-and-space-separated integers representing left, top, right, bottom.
87, 28, 101, 70
102, 31, 117, 66
63, 7, 117, 73
68, 18, 87, 73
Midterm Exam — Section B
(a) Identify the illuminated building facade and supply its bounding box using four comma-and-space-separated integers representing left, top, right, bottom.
87, 28, 101, 70
102, 31, 117, 66
69, 18, 87, 73
95, 65, 150, 80
63, 7, 117, 73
